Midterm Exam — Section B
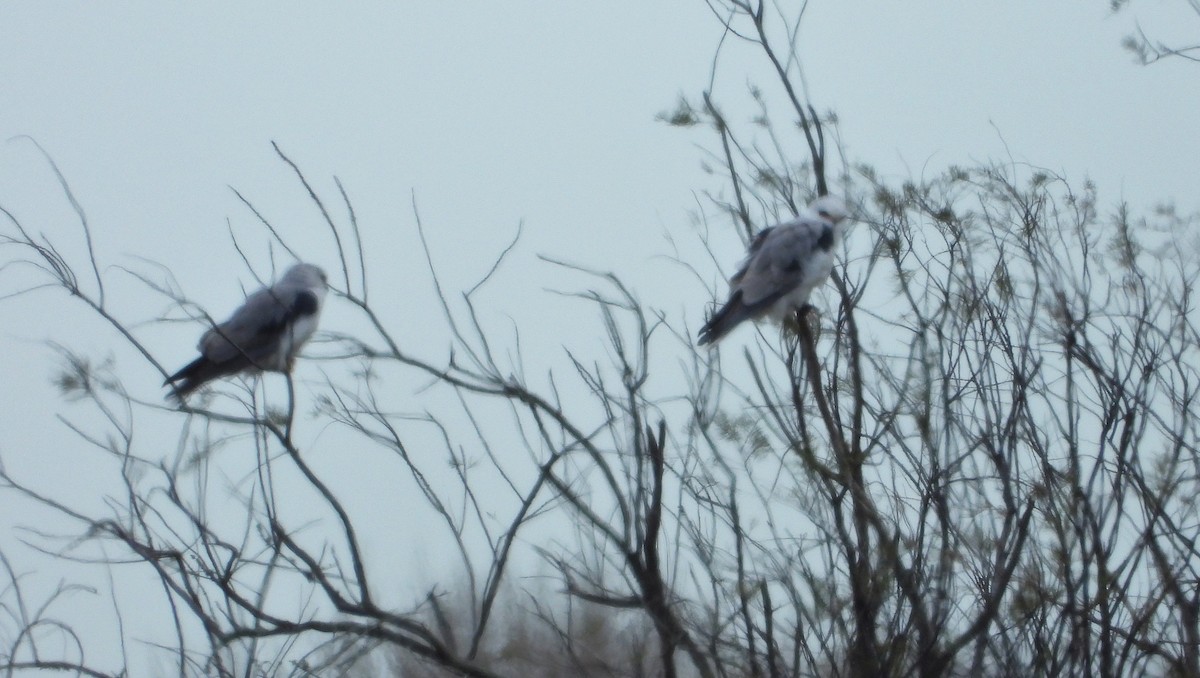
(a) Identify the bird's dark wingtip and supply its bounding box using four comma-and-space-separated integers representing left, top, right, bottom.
164, 378, 196, 403
697, 291, 745, 347
164, 357, 210, 403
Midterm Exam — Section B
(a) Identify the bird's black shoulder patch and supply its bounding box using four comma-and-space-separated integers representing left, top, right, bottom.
817, 225, 834, 251
785, 259, 802, 273
256, 291, 319, 337
750, 226, 775, 251
291, 291, 319, 317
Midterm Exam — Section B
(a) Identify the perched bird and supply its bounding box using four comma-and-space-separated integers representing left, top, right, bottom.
698, 196, 849, 345
165, 263, 328, 400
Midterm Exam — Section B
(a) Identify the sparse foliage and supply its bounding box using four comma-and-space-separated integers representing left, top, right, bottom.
1111, 0, 1200, 64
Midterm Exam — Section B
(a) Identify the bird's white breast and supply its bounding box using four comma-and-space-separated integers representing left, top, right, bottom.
766, 247, 835, 321
270, 315, 319, 371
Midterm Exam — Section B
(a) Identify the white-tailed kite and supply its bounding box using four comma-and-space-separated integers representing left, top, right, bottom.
698, 196, 849, 345
165, 263, 328, 399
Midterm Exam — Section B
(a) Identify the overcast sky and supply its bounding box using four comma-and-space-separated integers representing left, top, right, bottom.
1, 2, 1197, 673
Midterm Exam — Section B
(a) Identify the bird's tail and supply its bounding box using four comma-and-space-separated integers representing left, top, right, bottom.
698, 292, 751, 346
164, 357, 216, 402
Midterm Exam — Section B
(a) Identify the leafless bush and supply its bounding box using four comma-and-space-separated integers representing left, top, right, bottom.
2, 3, 1197, 678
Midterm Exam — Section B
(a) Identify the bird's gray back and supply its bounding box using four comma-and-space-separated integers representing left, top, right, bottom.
198, 286, 294, 362
736, 217, 832, 307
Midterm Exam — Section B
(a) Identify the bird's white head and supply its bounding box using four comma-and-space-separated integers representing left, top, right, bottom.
282, 263, 329, 289
807, 195, 850, 225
